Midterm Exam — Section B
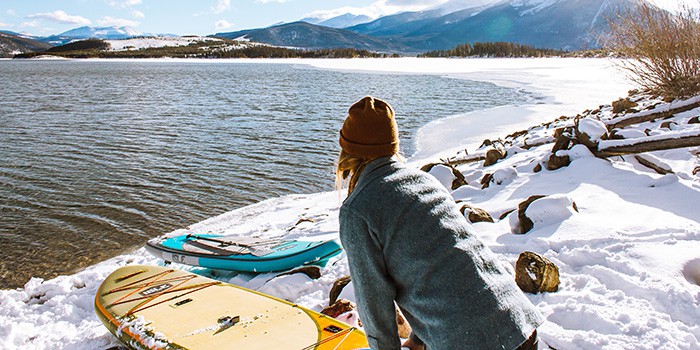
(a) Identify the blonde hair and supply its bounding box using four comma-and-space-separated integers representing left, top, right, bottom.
335, 150, 404, 195
335, 150, 371, 195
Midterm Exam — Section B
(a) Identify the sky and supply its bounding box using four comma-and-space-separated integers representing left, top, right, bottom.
0, 0, 452, 37
0, 0, 694, 37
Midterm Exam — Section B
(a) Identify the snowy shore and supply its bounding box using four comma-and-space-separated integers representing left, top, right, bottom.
1, 58, 699, 350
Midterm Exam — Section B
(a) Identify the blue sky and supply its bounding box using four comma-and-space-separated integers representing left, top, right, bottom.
0, 0, 452, 36
0, 0, 691, 37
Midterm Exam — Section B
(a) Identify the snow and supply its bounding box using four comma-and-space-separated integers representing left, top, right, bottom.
105, 36, 222, 51
1, 58, 700, 350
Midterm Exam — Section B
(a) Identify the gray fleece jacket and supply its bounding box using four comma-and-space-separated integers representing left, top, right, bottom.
339, 156, 543, 350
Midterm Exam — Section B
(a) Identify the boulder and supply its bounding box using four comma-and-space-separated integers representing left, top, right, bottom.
480, 173, 493, 189
514, 195, 546, 234
484, 148, 506, 166
689, 116, 700, 124
546, 153, 570, 171
612, 98, 638, 114
422, 163, 467, 190
515, 251, 560, 294
459, 203, 494, 223
321, 299, 356, 318
329, 275, 352, 305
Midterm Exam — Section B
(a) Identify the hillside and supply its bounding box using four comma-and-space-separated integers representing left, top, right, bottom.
213, 21, 409, 53
0, 31, 52, 58
348, 0, 636, 51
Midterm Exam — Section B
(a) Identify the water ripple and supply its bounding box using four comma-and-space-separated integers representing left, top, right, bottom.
0, 60, 528, 288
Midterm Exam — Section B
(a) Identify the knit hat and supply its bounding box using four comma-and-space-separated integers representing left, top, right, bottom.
339, 96, 399, 158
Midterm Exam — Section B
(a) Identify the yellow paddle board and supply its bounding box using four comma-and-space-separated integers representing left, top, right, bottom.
95, 265, 369, 350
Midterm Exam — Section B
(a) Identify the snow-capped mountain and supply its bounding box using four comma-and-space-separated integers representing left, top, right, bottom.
58, 26, 142, 39
347, 0, 639, 51
302, 13, 373, 28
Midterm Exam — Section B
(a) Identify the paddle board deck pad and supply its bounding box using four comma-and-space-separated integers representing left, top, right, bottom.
145, 234, 342, 273
95, 265, 368, 350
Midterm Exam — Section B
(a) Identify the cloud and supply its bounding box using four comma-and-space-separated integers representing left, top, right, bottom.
96, 16, 139, 27
20, 20, 40, 28
27, 10, 91, 25
255, 0, 291, 3
108, 0, 143, 8
215, 20, 234, 30
212, 0, 231, 14
7, 9, 18, 17
132, 10, 145, 18
0, 21, 11, 28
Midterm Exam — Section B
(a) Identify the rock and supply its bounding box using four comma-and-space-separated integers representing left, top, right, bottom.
274, 265, 321, 280
395, 307, 412, 339
546, 153, 570, 170
484, 148, 506, 166
480, 139, 493, 148
515, 251, 560, 294
422, 163, 468, 190
459, 203, 494, 223
321, 299, 356, 318
499, 209, 516, 221
515, 195, 546, 234
480, 173, 493, 189
689, 116, 700, 124
329, 275, 352, 305
660, 121, 677, 129
533, 163, 542, 173
612, 98, 638, 114
694, 166, 700, 176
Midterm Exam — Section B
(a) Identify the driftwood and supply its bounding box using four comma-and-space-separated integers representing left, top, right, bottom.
444, 153, 486, 167
595, 133, 700, 157
634, 155, 674, 175
605, 98, 700, 130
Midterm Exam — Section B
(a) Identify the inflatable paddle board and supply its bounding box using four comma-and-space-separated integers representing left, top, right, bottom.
95, 265, 368, 350
145, 233, 342, 273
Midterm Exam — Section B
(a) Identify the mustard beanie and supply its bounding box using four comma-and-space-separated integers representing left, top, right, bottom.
339, 96, 399, 158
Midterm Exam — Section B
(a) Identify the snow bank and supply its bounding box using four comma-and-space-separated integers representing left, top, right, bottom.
2, 58, 699, 350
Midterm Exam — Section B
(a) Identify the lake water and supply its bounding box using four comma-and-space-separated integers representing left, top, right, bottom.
0, 59, 529, 288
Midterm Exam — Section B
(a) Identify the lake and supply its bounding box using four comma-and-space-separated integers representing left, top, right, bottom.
0, 59, 529, 288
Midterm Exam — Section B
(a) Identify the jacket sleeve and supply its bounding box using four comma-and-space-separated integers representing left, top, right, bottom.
339, 207, 401, 350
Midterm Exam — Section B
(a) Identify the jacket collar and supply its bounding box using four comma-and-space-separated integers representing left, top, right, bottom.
347, 156, 400, 200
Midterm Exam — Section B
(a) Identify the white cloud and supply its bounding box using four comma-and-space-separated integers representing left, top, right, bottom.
7, 9, 18, 17
212, 0, 231, 14
132, 10, 145, 18
215, 20, 234, 29
27, 10, 91, 25
255, 0, 291, 3
20, 20, 40, 28
0, 21, 11, 28
108, 0, 143, 8
96, 16, 139, 27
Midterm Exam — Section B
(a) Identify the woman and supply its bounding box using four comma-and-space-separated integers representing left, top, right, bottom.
336, 96, 543, 350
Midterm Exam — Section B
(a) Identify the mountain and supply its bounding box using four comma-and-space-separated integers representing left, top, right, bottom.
347, 0, 637, 51
213, 21, 408, 52
302, 13, 374, 28
39, 26, 142, 46
0, 31, 52, 57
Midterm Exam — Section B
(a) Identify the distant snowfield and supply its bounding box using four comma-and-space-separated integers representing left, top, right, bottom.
2, 58, 699, 350
105, 36, 222, 51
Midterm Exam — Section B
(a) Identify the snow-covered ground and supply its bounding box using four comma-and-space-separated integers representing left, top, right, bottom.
2, 58, 699, 350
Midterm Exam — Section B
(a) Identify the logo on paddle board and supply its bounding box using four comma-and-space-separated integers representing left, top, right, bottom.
140, 283, 172, 296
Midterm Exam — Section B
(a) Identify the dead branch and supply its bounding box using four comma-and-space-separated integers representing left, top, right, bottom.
595, 133, 700, 157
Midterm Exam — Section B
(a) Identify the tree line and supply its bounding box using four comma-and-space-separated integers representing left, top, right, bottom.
419, 42, 566, 58
14, 38, 395, 59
